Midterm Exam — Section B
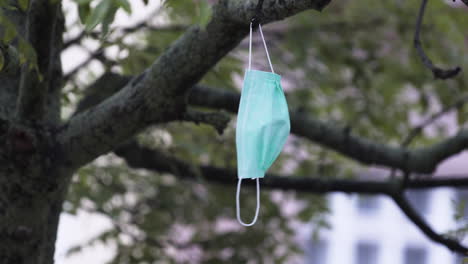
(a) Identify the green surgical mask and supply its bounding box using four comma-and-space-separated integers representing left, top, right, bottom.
236, 23, 290, 226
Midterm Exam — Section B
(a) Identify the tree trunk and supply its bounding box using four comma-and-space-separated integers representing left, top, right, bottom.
0, 2, 66, 263
0, 125, 72, 264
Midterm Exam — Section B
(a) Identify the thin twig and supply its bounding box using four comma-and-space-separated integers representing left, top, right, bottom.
414, 0, 461, 79
402, 93, 468, 146
393, 194, 468, 254
390, 94, 468, 182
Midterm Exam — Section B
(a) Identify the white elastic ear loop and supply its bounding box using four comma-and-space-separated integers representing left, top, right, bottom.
258, 24, 275, 73
236, 178, 260, 226
248, 22, 253, 70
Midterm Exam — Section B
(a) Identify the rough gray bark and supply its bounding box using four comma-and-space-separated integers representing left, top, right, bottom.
0, 1, 68, 264
0, 122, 72, 264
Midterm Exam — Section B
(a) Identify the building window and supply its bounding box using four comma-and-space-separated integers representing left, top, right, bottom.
306, 239, 327, 264
404, 246, 427, 264
357, 195, 379, 213
405, 190, 430, 215
355, 242, 378, 264
456, 189, 468, 217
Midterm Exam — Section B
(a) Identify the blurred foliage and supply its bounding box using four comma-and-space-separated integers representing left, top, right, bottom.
446, 189, 468, 241
0, 4, 39, 74
59, 0, 468, 263
75, 0, 134, 33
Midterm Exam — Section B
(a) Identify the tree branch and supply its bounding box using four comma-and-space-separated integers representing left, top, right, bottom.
408, 176, 468, 188
402, 94, 468, 146
73, 72, 468, 174
114, 140, 395, 194
57, 0, 331, 169
114, 140, 468, 255
389, 93, 468, 182
414, 0, 461, 80
16, 1, 64, 123
182, 108, 231, 135
189, 85, 468, 174
114, 141, 468, 191
393, 194, 468, 254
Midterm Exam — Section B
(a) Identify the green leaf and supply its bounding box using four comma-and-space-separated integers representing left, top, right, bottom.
100, 3, 118, 36
457, 104, 467, 126
18, 37, 37, 68
3, 23, 16, 43
65, 245, 83, 257
0, 13, 18, 44
163, 0, 189, 15
164, 0, 212, 26
78, 3, 91, 24
454, 198, 467, 221
85, 0, 112, 32
18, 0, 28, 11
197, 0, 212, 28
74, 0, 93, 4
115, 0, 131, 14
0, 49, 4, 71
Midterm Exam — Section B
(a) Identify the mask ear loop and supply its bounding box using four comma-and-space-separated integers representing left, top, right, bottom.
236, 178, 260, 226
258, 23, 275, 74
248, 22, 253, 71
248, 23, 275, 74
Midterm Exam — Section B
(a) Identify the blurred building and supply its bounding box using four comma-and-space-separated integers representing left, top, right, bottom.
304, 188, 468, 264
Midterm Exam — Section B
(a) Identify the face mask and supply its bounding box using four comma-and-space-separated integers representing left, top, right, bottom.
235, 23, 291, 226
